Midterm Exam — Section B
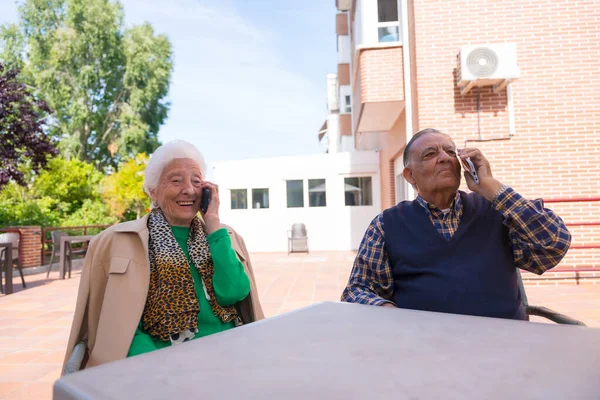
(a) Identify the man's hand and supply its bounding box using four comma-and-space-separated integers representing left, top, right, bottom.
382, 303, 397, 308
458, 148, 503, 201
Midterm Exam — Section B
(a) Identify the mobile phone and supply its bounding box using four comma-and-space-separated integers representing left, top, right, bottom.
200, 187, 211, 214
462, 157, 480, 185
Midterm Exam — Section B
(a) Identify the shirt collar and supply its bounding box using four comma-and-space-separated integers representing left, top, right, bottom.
416, 192, 462, 216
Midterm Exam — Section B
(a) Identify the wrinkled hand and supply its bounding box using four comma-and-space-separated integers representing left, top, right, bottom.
201, 181, 221, 235
458, 148, 503, 201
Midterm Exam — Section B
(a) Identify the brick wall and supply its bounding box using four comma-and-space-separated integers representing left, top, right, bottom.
336, 12, 349, 35
340, 114, 352, 136
338, 63, 350, 86
409, 0, 600, 269
359, 46, 404, 102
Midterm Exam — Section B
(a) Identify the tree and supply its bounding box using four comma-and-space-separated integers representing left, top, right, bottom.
0, 0, 173, 169
33, 157, 103, 215
0, 62, 57, 190
102, 153, 150, 220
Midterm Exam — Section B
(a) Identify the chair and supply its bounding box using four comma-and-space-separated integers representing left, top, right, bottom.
63, 341, 88, 375
517, 269, 585, 326
288, 223, 309, 254
46, 231, 87, 278
0, 233, 26, 293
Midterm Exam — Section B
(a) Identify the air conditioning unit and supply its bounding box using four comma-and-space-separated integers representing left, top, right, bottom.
457, 44, 520, 94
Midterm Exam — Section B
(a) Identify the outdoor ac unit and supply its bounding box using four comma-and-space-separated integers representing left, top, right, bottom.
457, 44, 520, 94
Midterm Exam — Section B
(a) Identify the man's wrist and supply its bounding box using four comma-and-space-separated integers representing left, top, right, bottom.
479, 178, 504, 202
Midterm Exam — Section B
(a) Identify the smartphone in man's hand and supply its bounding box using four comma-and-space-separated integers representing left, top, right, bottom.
459, 156, 480, 185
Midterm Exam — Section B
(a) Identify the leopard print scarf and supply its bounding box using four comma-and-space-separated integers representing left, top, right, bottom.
142, 208, 239, 342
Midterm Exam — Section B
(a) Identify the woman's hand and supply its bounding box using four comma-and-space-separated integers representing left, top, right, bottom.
200, 181, 221, 235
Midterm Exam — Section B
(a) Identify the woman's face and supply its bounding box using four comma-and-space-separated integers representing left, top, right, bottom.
151, 158, 203, 227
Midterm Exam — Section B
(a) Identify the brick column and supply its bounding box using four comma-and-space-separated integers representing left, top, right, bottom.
19, 226, 42, 268
1, 226, 42, 268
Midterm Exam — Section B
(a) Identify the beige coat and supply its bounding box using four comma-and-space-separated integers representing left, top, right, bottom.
63, 215, 264, 371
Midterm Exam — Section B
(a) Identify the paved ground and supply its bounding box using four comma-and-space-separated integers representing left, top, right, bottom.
1, 251, 599, 399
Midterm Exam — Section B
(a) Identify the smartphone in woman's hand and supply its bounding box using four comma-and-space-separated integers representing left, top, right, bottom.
200, 187, 211, 214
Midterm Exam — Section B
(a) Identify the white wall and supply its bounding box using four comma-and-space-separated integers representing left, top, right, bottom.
326, 73, 339, 112
354, 0, 378, 47
327, 113, 340, 153
213, 152, 381, 253
338, 34, 351, 64
339, 85, 352, 114
341, 136, 355, 153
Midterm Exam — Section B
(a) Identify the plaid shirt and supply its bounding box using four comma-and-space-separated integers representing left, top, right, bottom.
341, 187, 572, 306
415, 192, 463, 240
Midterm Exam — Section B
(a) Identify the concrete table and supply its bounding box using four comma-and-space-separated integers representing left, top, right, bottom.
0, 242, 13, 294
59, 235, 94, 279
54, 302, 600, 400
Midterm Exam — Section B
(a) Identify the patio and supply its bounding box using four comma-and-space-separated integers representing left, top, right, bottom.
1, 251, 600, 399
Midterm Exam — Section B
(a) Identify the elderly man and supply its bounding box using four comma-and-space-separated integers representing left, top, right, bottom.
341, 128, 571, 320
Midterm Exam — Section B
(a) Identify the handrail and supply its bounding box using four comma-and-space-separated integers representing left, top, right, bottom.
543, 196, 600, 203
539, 196, 599, 273
41, 224, 112, 264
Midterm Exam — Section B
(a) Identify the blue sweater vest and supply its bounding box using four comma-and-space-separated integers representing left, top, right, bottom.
382, 191, 525, 320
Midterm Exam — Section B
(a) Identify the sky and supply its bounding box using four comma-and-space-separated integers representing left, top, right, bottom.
0, 0, 337, 169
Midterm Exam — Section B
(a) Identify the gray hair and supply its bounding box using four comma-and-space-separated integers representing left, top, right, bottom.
403, 128, 451, 167
143, 140, 207, 204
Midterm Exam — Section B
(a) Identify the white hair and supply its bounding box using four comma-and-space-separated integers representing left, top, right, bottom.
143, 140, 207, 203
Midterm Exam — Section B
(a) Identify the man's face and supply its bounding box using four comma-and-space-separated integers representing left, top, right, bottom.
402, 133, 461, 196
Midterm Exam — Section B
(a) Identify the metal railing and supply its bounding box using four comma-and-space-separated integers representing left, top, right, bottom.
41, 224, 112, 265
522, 196, 600, 282
544, 196, 600, 251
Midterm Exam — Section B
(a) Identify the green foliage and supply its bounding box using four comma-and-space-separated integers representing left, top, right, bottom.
102, 152, 150, 220
0, 24, 25, 72
0, 0, 172, 169
61, 198, 117, 226
33, 157, 103, 214
0, 156, 118, 228
0, 153, 154, 228
0, 181, 61, 226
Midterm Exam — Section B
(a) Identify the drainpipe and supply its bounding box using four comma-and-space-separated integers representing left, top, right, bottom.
400, 0, 414, 199
464, 82, 515, 147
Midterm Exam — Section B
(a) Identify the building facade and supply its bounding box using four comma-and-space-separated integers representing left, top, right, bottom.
326, 0, 599, 270
213, 151, 381, 253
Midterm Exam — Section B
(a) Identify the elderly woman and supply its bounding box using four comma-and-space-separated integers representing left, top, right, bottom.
63, 140, 263, 371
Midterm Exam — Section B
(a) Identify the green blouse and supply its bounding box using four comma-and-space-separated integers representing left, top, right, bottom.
127, 227, 251, 357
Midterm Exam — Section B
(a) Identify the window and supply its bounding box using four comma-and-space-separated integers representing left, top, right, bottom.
230, 189, 247, 209
308, 179, 326, 207
344, 95, 352, 113
252, 188, 269, 209
377, 0, 400, 43
286, 180, 304, 208
344, 177, 373, 206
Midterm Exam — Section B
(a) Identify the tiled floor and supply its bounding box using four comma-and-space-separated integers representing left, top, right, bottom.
1, 251, 600, 399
